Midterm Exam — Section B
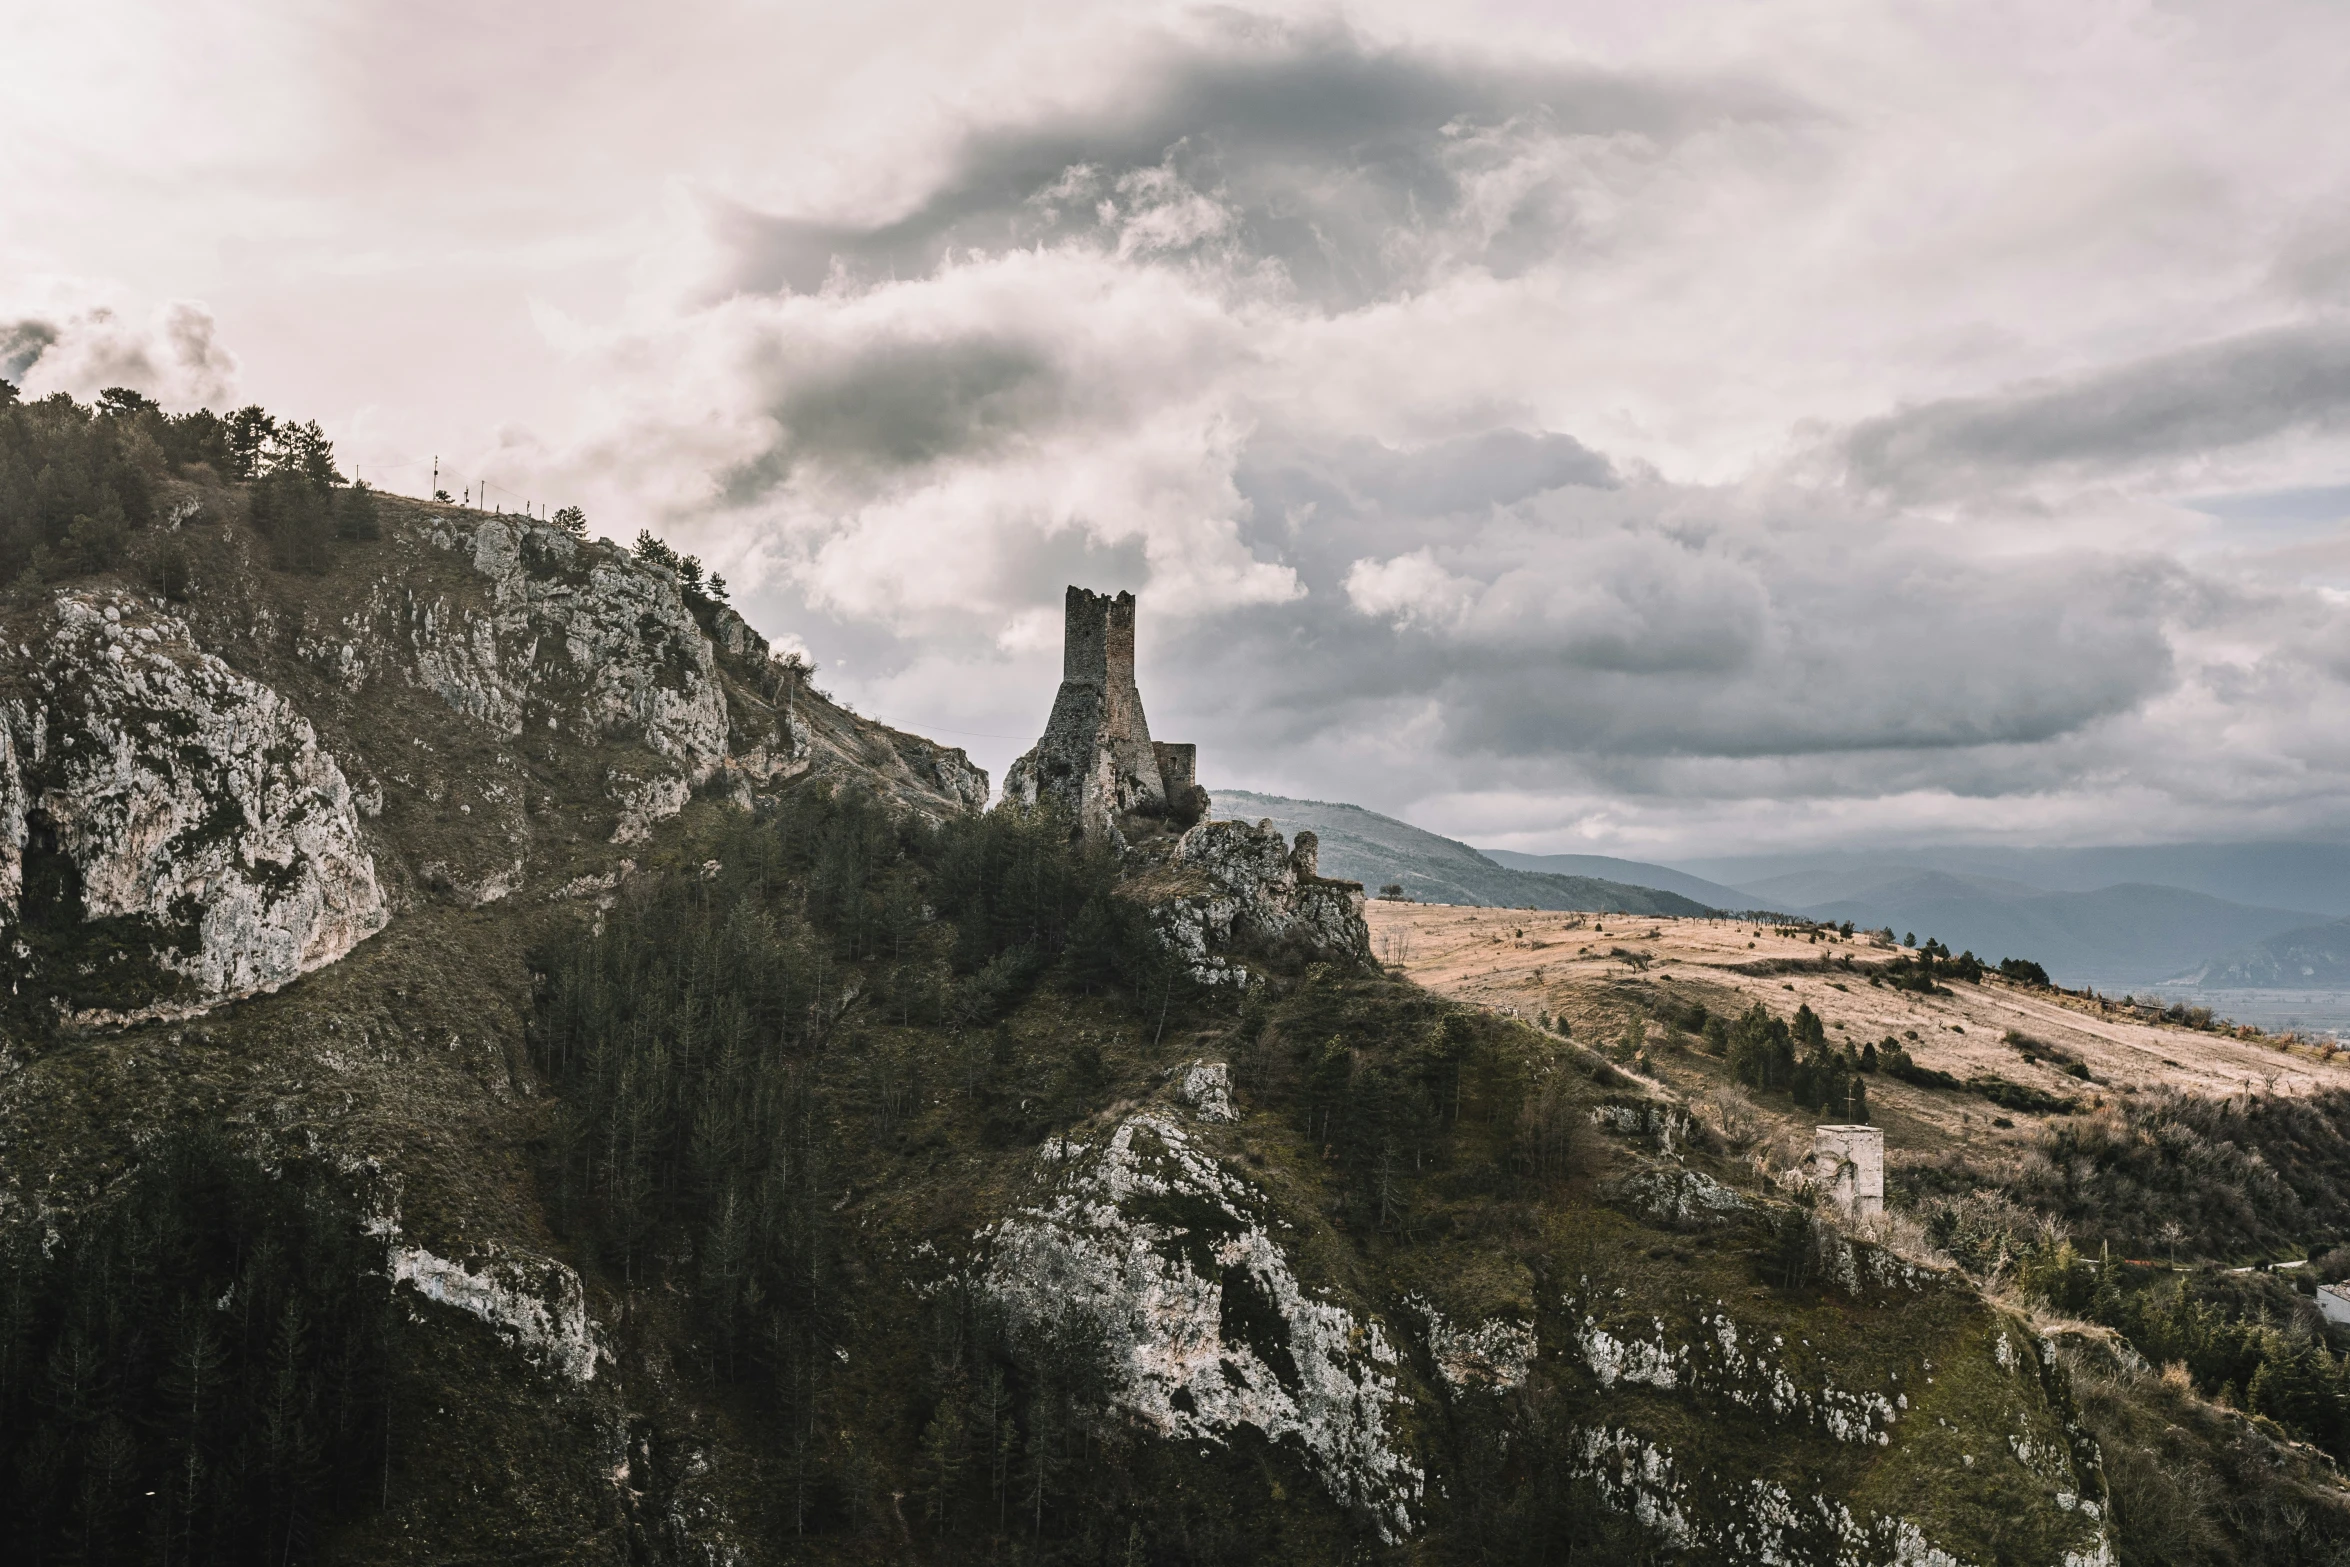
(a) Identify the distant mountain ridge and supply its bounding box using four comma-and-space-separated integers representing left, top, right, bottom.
1208, 790, 1714, 916
1679, 842, 2350, 918
1479, 849, 1757, 910
1229, 801, 2340, 989
1793, 871, 2323, 991
2173, 918, 2350, 988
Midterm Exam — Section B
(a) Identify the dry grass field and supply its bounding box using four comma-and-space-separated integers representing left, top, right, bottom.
1366, 900, 2350, 1160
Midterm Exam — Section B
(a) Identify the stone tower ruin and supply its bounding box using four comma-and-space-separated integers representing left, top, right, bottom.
1006, 587, 1202, 835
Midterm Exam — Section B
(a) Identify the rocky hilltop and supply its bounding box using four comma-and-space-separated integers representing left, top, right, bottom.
0, 496, 983, 1031
0, 447, 2129, 1565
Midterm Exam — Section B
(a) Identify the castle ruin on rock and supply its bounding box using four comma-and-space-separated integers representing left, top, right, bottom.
1006, 585, 1373, 979
1005, 587, 1204, 835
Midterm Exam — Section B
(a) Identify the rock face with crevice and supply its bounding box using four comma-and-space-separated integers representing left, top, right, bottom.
418, 517, 731, 780
982, 1100, 1424, 1541
0, 590, 388, 1024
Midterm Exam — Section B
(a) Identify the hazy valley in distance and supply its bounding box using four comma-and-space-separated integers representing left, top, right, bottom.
1665, 846, 2350, 1034
1223, 796, 2350, 1036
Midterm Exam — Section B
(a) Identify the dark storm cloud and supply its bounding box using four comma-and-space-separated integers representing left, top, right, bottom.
1176, 463, 2181, 775
0, 319, 57, 383
714, 17, 1802, 309
2273, 214, 2350, 305
1419, 579, 2173, 761
1845, 321, 2350, 497
1238, 429, 1614, 540
725, 333, 1059, 499
0, 304, 237, 407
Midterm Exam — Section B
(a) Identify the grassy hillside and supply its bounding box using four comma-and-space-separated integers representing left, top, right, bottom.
1370, 899, 2350, 1562
1210, 789, 1714, 915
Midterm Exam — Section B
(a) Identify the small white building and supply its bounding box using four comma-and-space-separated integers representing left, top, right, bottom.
2317, 1284, 2350, 1328
1814, 1125, 1885, 1219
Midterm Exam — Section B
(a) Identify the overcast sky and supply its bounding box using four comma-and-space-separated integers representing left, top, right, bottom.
10, 0, 2350, 858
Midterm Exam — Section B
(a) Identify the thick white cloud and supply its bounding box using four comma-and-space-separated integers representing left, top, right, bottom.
3, 297, 238, 408
8, 1, 2350, 856
562, 244, 1297, 633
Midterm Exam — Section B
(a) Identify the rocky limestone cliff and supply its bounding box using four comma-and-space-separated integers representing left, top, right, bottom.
415, 516, 729, 779
1, 589, 388, 1024
984, 1100, 1424, 1541
0, 494, 984, 1031
1138, 819, 1374, 984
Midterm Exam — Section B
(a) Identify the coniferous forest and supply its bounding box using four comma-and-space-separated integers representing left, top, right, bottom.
0, 383, 374, 595
0, 769, 1620, 1562
0, 1138, 394, 1564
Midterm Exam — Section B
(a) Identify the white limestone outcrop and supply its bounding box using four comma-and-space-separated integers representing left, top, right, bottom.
981, 1108, 1423, 1540
412, 518, 728, 835
1174, 1058, 1237, 1122
1154, 819, 1373, 982
1408, 1295, 1537, 1394
0, 591, 388, 1019
390, 1239, 605, 1384
0, 717, 23, 915
914, 742, 991, 814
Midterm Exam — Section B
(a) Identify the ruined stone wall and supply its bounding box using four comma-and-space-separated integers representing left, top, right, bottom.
1096, 591, 1166, 816
1813, 1125, 1885, 1218
1006, 586, 1191, 833
1064, 585, 1110, 683
1154, 741, 1196, 797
